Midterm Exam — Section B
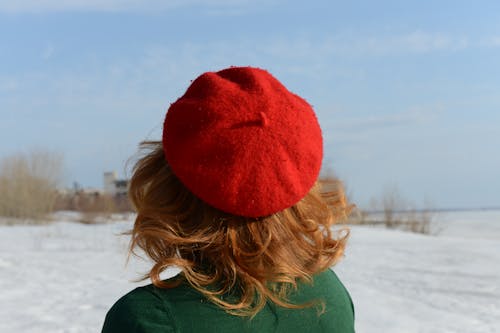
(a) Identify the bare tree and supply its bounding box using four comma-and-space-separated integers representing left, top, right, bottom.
0, 149, 63, 220
381, 186, 406, 229
378, 185, 437, 235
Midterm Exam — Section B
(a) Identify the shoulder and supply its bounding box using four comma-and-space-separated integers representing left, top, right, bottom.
288, 269, 355, 328
316, 268, 350, 292
297, 268, 350, 297
314, 269, 354, 311
316, 269, 355, 327
101, 285, 177, 333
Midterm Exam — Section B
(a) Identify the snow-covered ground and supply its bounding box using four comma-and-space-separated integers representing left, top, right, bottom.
0, 211, 498, 332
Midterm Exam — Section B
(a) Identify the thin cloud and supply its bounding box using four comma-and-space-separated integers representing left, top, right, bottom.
479, 36, 500, 47
371, 31, 469, 54
318, 104, 444, 152
257, 32, 471, 65
330, 105, 443, 132
325, 31, 470, 56
0, 0, 267, 13
41, 44, 55, 60
0, 77, 19, 92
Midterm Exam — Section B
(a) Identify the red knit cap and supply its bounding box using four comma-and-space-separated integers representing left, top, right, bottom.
163, 66, 323, 218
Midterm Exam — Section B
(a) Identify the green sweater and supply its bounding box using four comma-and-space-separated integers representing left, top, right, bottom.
101, 269, 355, 333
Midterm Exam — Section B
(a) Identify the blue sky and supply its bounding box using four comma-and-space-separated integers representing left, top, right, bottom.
1, 0, 499, 209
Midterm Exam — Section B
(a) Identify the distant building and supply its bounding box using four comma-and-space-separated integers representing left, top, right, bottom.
103, 171, 129, 196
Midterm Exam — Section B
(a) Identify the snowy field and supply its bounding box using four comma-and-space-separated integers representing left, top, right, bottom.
0, 211, 499, 333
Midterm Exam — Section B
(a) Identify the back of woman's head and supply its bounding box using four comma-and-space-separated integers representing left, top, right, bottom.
128, 141, 350, 316
128, 67, 352, 316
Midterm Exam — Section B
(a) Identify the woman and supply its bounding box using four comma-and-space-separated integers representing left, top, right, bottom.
102, 66, 355, 332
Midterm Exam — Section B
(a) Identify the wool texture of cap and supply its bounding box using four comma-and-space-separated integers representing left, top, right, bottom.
162, 66, 323, 218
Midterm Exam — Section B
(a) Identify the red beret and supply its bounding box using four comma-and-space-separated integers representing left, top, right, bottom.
162, 66, 322, 218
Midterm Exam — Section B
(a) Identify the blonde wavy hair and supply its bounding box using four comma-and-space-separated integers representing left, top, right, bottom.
128, 141, 351, 316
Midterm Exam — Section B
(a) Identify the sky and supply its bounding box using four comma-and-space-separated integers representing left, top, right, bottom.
1, 0, 499, 210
